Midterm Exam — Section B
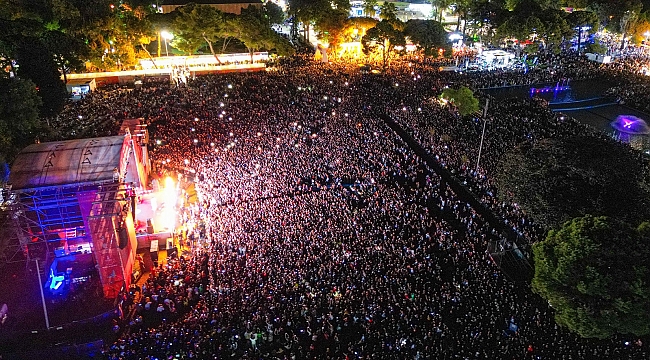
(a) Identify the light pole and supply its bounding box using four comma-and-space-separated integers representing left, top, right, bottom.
475, 98, 489, 173
35, 259, 50, 329
161, 31, 174, 57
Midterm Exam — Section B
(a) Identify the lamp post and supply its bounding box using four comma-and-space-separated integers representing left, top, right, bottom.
161, 31, 174, 57
35, 259, 50, 329
475, 98, 490, 173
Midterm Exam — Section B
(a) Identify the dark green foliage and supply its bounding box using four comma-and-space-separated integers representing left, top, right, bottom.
379, 2, 397, 22
496, 0, 587, 44
42, 30, 88, 83
440, 86, 480, 116
15, 37, 67, 117
566, 10, 600, 30
586, 40, 608, 54
403, 19, 448, 58
314, 9, 350, 48
0, 77, 43, 163
361, 20, 405, 70
495, 136, 650, 229
233, 6, 294, 61
363, 0, 378, 17
264, 1, 285, 25
532, 216, 650, 338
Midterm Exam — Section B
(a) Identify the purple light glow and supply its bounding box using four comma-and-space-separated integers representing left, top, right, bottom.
529, 86, 570, 94
611, 115, 650, 135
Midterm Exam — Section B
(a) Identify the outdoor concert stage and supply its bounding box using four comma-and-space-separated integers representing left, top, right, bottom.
6, 134, 148, 299
0, 121, 185, 335
0, 120, 156, 331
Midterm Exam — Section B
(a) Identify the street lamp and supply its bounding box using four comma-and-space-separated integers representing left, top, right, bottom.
475, 98, 490, 173
161, 31, 174, 56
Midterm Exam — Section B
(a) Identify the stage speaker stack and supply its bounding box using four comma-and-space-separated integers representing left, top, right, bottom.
118, 227, 129, 249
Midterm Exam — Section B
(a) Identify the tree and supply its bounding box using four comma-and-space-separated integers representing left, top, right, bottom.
0, 17, 39, 78
497, 15, 543, 42
497, 1, 556, 42
404, 19, 448, 58
532, 215, 650, 339
361, 20, 405, 70
172, 3, 226, 63
452, 0, 471, 32
15, 36, 68, 116
314, 9, 350, 52
496, 1, 574, 46
560, 0, 590, 7
379, 1, 398, 22
217, 12, 241, 53
287, 0, 330, 40
585, 40, 608, 53
441, 86, 480, 116
42, 30, 87, 84
363, 0, 378, 17
430, 0, 452, 22
169, 34, 203, 56
0, 77, 43, 163
538, 9, 573, 45
507, 0, 561, 9
331, 0, 351, 14
464, 0, 510, 40
233, 6, 294, 63
148, 10, 177, 57
620, 9, 639, 49
566, 10, 599, 31
264, 1, 285, 25
567, 10, 599, 51
628, 10, 650, 44
350, 16, 378, 37
495, 136, 650, 229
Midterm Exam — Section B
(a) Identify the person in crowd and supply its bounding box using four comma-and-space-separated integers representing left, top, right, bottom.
49, 51, 648, 359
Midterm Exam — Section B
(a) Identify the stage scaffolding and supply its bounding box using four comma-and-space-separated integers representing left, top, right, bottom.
0, 185, 25, 265
0, 183, 102, 266
87, 182, 136, 298
1, 130, 147, 299
0, 181, 137, 299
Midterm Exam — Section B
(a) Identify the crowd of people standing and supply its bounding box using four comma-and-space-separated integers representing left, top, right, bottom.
45, 51, 650, 359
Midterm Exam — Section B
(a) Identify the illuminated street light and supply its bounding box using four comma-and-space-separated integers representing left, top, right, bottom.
161, 31, 174, 56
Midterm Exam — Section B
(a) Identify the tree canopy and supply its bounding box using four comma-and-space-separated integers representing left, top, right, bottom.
404, 19, 448, 58
495, 135, 650, 229
379, 2, 398, 22
172, 3, 227, 61
0, 77, 43, 163
441, 86, 480, 116
264, 1, 285, 25
532, 215, 650, 339
233, 6, 294, 62
361, 20, 405, 70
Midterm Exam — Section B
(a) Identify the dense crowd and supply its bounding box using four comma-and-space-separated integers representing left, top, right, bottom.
48, 52, 650, 359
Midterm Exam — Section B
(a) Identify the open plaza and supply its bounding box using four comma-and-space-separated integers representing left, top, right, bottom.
1, 1, 650, 359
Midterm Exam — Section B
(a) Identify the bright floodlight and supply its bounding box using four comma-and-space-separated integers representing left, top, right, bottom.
161, 31, 174, 40
162, 177, 177, 230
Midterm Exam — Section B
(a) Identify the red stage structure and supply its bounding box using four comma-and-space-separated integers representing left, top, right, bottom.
2, 127, 149, 299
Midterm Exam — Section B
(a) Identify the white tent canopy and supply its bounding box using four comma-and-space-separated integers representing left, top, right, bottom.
9, 136, 127, 190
